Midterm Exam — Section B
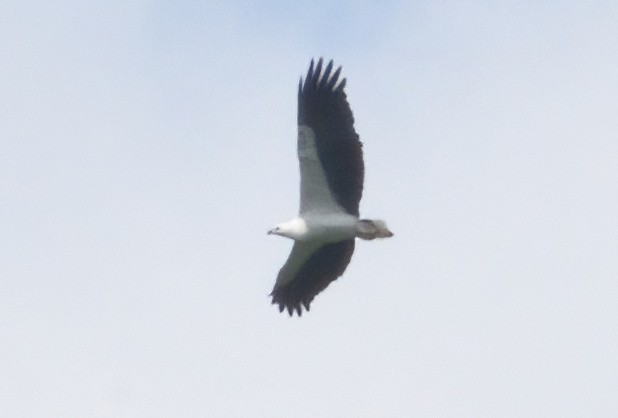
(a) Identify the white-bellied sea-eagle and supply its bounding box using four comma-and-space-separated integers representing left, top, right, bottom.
268, 58, 393, 316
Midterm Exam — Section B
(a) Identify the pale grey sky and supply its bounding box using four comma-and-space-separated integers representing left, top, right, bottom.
2, 1, 617, 417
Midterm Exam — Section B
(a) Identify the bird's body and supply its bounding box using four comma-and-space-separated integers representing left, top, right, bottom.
268, 58, 393, 316
275, 213, 358, 243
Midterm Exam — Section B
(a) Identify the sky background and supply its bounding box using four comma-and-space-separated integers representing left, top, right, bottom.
2, 1, 618, 416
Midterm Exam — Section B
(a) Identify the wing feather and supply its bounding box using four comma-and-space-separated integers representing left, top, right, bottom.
270, 240, 356, 316
297, 58, 364, 216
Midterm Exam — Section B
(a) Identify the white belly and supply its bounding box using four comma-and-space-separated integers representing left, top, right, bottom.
301, 213, 358, 243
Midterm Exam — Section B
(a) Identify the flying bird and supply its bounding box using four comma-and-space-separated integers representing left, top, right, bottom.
268, 58, 393, 316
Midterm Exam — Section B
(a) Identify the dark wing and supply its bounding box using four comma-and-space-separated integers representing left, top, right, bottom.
270, 239, 356, 316
298, 58, 364, 216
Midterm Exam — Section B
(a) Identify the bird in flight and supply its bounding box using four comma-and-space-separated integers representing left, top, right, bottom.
268, 58, 393, 316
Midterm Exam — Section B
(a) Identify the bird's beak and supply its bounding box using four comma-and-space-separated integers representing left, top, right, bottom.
267, 229, 274, 235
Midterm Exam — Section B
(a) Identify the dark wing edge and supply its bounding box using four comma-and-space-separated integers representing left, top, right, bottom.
270, 239, 356, 316
298, 58, 364, 216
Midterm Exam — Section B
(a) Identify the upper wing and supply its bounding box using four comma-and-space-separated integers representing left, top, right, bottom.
297, 126, 346, 214
297, 58, 364, 216
270, 239, 356, 316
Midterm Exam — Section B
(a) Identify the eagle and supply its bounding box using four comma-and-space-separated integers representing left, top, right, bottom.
268, 58, 393, 316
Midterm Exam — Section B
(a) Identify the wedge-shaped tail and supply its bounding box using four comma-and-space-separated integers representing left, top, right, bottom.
356, 219, 394, 240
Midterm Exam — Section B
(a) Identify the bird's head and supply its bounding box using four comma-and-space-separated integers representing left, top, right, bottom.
268, 218, 307, 240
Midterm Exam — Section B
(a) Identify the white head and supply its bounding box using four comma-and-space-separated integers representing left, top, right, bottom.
267, 218, 308, 240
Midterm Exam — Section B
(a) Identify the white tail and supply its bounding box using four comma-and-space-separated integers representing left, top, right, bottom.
356, 219, 394, 240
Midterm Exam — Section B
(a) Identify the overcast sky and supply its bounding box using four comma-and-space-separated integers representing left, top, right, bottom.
2, 1, 618, 417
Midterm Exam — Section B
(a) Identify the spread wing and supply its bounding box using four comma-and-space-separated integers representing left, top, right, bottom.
297, 58, 364, 216
270, 239, 356, 316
